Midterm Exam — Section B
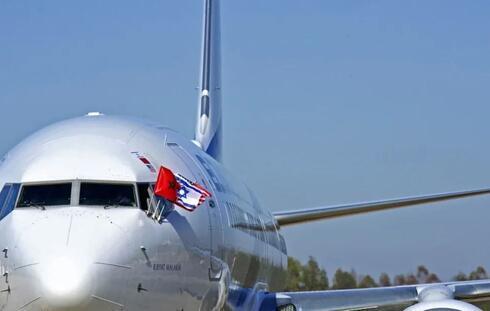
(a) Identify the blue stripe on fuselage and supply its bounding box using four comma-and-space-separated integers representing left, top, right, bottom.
205, 124, 222, 161
0, 183, 20, 222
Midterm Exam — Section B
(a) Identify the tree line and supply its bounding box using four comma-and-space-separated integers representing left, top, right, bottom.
286, 256, 488, 291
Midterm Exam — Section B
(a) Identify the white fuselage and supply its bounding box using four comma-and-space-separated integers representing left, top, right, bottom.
0, 114, 287, 310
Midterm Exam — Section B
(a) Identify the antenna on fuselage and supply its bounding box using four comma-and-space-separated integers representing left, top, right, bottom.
194, 0, 223, 161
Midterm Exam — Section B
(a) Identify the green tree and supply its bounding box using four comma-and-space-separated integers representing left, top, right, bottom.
332, 268, 357, 289
303, 256, 329, 290
394, 274, 406, 285
358, 275, 377, 288
426, 273, 440, 283
469, 266, 487, 280
379, 273, 391, 287
286, 260, 488, 292
405, 273, 418, 285
416, 265, 429, 283
319, 268, 329, 290
286, 257, 304, 291
453, 272, 468, 281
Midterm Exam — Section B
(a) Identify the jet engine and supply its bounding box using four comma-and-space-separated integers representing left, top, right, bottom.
404, 286, 482, 311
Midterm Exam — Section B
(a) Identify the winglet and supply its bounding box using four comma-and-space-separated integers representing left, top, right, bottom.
195, 0, 223, 161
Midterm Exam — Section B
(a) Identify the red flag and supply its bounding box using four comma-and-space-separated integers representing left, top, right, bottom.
154, 166, 180, 202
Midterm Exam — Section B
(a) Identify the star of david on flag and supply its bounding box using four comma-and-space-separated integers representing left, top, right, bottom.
154, 166, 212, 211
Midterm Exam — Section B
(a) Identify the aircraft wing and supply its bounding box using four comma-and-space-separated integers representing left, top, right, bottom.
273, 188, 490, 226
270, 281, 490, 311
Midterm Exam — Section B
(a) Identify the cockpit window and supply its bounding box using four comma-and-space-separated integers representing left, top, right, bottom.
79, 183, 136, 207
137, 183, 155, 211
17, 183, 71, 207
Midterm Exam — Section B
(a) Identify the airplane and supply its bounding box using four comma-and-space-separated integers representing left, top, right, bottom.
1, 0, 490, 310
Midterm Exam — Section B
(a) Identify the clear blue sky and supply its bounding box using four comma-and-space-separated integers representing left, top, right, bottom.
2, 1, 490, 281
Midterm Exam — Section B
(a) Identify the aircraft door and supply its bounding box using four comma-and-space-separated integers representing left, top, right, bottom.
167, 144, 224, 280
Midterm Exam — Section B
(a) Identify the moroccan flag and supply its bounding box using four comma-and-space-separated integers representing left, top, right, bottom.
154, 166, 211, 211
154, 166, 180, 202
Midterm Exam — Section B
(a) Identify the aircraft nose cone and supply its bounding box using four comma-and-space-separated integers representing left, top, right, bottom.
40, 256, 92, 309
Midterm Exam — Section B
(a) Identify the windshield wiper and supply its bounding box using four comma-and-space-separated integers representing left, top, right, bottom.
25, 202, 46, 211
104, 203, 120, 209
103, 199, 131, 209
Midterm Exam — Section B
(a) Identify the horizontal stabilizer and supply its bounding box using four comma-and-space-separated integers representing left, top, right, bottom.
274, 188, 490, 227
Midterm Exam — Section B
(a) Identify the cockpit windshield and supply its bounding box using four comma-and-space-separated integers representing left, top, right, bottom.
79, 182, 136, 207
17, 183, 72, 207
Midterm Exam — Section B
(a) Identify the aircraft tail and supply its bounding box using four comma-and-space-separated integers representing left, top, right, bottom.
195, 0, 222, 161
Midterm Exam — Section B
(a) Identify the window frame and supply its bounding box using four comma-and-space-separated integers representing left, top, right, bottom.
77, 180, 139, 208
136, 182, 155, 212
16, 180, 73, 208
14, 180, 140, 209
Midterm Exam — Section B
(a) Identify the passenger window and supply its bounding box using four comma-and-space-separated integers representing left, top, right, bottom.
17, 183, 71, 207
79, 183, 136, 207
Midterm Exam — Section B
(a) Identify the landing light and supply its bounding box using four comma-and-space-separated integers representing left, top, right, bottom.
86, 112, 104, 117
